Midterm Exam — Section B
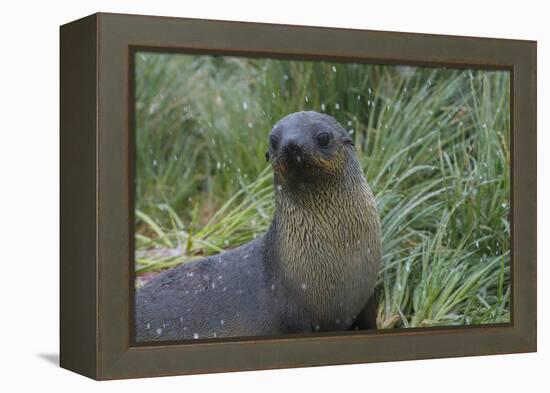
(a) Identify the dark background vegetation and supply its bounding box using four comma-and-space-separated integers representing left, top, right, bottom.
134, 52, 510, 328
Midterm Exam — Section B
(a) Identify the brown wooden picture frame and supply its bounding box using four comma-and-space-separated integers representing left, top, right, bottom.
60, 12, 537, 380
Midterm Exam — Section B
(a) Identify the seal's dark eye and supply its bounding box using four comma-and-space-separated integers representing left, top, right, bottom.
316, 132, 330, 147
269, 135, 279, 150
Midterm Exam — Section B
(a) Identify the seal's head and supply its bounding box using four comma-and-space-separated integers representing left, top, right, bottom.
266, 111, 355, 184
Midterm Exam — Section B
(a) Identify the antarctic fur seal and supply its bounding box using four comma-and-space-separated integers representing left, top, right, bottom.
135, 111, 381, 341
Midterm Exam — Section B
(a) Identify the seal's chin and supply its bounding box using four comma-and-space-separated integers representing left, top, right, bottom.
281, 152, 307, 168
275, 153, 329, 185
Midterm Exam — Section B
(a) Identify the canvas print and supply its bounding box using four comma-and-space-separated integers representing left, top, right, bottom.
133, 52, 510, 342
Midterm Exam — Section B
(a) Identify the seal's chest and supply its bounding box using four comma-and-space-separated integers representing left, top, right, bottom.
279, 238, 373, 325
274, 188, 380, 329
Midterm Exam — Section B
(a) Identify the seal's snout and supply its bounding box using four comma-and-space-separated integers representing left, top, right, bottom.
282, 139, 303, 156
281, 138, 307, 166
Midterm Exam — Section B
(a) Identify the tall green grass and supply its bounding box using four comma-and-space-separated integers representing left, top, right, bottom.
134, 52, 510, 328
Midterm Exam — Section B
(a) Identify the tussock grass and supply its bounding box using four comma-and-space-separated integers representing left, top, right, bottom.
134, 53, 510, 328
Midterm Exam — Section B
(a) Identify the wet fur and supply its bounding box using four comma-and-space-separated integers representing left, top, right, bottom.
135, 111, 381, 341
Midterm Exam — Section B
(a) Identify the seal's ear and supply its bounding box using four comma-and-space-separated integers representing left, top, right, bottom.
265, 151, 270, 162
342, 135, 355, 147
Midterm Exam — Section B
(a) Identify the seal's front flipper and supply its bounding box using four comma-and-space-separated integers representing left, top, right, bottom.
350, 287, 380, 330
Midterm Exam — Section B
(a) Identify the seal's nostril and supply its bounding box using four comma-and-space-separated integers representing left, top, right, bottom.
284, 140, 302, 155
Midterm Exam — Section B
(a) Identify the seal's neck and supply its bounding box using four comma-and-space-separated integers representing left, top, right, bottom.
265, 155, 380, 322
